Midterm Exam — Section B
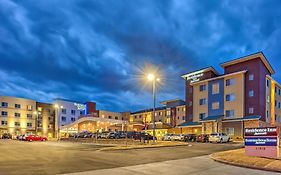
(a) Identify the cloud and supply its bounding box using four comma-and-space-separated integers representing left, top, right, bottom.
1, 0, 281, 112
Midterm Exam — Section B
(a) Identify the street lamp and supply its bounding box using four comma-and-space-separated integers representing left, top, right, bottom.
147, 73, 160, 144
54, 104, 63, 140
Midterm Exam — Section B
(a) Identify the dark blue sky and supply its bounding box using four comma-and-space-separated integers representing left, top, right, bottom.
1, 0, 281, 112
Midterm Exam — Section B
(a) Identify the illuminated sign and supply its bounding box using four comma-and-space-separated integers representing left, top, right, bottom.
244, 127, 279, 158
185, 70, 204, 84
74, 103, 86, 111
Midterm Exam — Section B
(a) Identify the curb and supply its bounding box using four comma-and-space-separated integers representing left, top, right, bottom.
209, 154, 281, 173
99, 144, 189, 151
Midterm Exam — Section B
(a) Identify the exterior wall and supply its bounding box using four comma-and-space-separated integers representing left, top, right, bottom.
175, 105, 186, 125
0, 96, 36, 136
224, 73, 245, 119
266, 77, 272, 123
224, 57, 271, 121
36, 102, 56, 138
53, 99, 85, 128
99, 110, 122, 120
208, 79, 224, 117
185, 70, 218, 122
85, 102, 96, 114
222, 121, 243, 138
193, 82, 208, 121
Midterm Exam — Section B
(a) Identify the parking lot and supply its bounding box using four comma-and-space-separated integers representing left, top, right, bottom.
0, 139, 242, 175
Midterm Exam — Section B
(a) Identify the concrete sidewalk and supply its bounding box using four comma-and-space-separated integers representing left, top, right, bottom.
62, 156, 278, 175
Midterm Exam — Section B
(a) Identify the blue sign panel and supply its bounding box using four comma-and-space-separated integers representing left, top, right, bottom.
245, 137, 278, 146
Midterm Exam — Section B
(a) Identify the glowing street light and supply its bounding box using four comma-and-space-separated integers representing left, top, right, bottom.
146, 73, 160, 144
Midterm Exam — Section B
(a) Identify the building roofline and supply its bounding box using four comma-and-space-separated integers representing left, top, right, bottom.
54, 98, 84, 104
181, 66, 219, 79
220, 52, 275, 74
191, 70, 247, 85
160, 99, 184, 105
0, 96, 36, 102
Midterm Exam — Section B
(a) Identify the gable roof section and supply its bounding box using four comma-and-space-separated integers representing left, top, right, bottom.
181, 66, 219, 79
220, 52, 275, 74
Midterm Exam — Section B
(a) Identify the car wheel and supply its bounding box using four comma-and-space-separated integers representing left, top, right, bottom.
29, 139, 33, 142
227, 138, 230, 142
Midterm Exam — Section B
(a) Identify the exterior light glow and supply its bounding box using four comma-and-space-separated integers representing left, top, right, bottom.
147, 73, 155, 81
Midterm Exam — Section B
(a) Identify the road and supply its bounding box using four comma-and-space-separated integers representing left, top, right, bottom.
0, 139, 270, 175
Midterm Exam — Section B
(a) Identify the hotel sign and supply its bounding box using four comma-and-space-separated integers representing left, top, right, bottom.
185, 70, 204, 84
244, 127, 279, 158
74, 103, 86, 111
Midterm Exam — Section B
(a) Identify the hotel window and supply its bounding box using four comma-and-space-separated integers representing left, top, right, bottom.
189, 101, 193, 107
275, 87, 277, 93
166, 110, 171, 116
249, 74, 254, 81
71, 110, 76, 115
275, 100, 277, 107
115, 116, 118, 120
15, 122, 20, 127
1, 121, 7, 126
199, 98, 207, 105
108, 116, 112, 119
199, 113, 206, 120
80, 111, 83, 115
27, 105, 33, 111
267, 96, 270, 103
226, 94, 235, 101
248, 90, 254, 97
61, 116, 67, 122
1, 111, 8, 117
212, 102, 220, 110
15, 104, 21, 109
225, 110, 235, 118
212, 83, 219, 94
183, 107, 186, 112
249, 107, 254, 114
1, 102, 8, 108
182, 116, 185, 120
15, 113, 20, 117
226, 78, 235, 86
279, 102, 281, 109
61, 108, 66, 114
134, 115, 137, 119
38, 107, 42, 112
71, 117, 76, 122
199, 84, 207, 91
267, 79, 270, 87
279, 89, 281, 96
27, 123, 32, 128
275, 114, 277, 121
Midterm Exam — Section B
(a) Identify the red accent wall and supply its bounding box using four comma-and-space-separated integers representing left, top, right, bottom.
224, 57, 271, 121
85, 102, 97, 115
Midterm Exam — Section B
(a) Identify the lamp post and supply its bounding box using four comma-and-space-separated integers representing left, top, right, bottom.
54, 104, 63, 140
147, 73, 160, 144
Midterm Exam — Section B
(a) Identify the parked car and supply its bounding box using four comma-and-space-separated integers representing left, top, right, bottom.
1, 133, 12, 139
25, 135, 48, 142
196, 134, 209, 142
97, 132, 110, 139
16, 135, 27, 140
183, 134, 197, 142
133, 132, 156, 140
107, 132, 117, 139
162, 134, 173, 141
171, 134, 185, 141
209, 133, 230, 143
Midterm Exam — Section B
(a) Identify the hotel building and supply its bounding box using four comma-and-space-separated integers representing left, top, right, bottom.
181, 52, 281, 138
0, 96, 37, 136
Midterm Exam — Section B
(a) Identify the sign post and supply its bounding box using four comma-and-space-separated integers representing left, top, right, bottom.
244, 127, 279, 159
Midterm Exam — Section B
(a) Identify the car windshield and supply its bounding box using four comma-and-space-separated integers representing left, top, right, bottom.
210, 133, 218, 136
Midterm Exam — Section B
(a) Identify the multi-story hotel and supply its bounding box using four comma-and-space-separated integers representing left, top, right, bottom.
0, 96, 37, 136
181, 52, 281, 138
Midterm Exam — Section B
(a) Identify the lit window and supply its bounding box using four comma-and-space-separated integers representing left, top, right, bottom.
249, 74, 254, 81
27, 105, 33, 111
249, 90, 254, 97
212, 102, 220, 110
225, 110, 235, 118
1, 121, 7, 125
27, 123, 32, 127
166, 110, 171, 116
226, 128, 234, 135
249, 107, 254, 114
212, 83, 220, 94
226, 94, 235, 101
38, 107, 42, 112
226, 79, 235, 86
15, 122, 20, 127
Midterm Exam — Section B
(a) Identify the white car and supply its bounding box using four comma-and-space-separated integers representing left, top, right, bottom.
162, 134, 173, 141
209, 133, 230, 143
171, 134, 185, 141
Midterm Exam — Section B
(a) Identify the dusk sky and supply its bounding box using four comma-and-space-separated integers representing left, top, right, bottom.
1, 0, 281, 112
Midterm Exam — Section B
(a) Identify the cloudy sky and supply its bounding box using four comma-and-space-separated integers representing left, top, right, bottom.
1, 0, 281, 112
